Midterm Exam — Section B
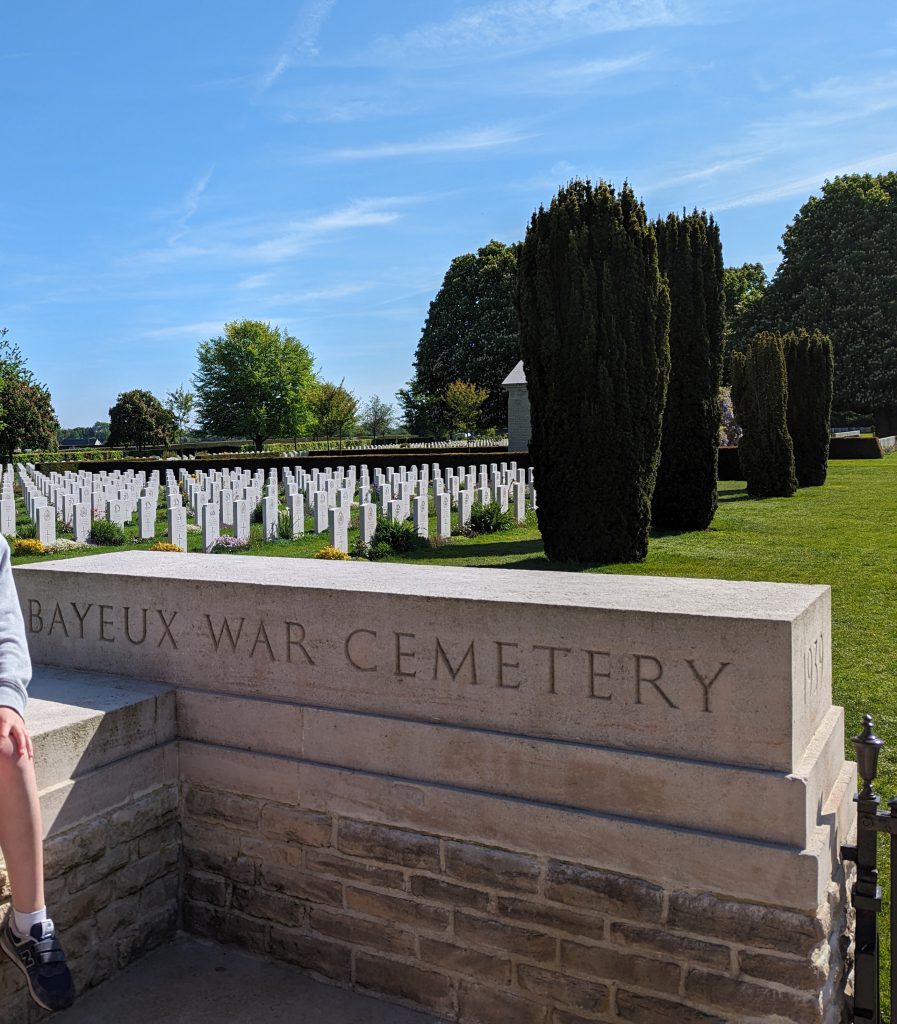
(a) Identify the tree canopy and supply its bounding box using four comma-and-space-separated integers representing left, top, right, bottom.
444, 380, 488, 436
193, 321, 316, 449
398, 239, 520, 436
0, 328, 58, 461
723, 262, 768, 359
107, 389, 176, 452
309, 380, 357, 440
751, 172, 897, 418
358, 396, 395, 439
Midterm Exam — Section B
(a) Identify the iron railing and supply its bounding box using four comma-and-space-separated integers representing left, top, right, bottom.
843, 714, 897, 1022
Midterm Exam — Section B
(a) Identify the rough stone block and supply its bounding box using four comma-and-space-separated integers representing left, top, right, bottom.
418, 937, 511, 984
458, 980, 549, 1024
309, 907, 417, 957
560, 939, 681, 996
345, 887, 449, 932
445, 840, 541, 893
454, 911, 556, 961
517, 965, 610, 1015
354, 953, 454, 1016
545, 861, 664, 923
338, 820, 439, 870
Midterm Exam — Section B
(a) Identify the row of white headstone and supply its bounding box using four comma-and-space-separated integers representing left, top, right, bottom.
9, 460, 537, 554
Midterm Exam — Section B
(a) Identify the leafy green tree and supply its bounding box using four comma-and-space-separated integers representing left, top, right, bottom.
107, 389, 176, 452
59, 422, 109, 444
751, 173, 897, 423
399, 239, 520, 435
517, 180, 670, 563
193, 321, 316, 449
358, 396, 395, 440
730, 334, 797, 498
165, 387, 195, 446
652, 211, 725, 531
0, 328, 59, 461
723, 262, 768, 360
444, 380, 488, 439
783, 329, 834, 487
309, 380, 358, 445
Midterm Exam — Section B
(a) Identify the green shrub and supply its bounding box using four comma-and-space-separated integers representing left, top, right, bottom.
518, 179, 670, 562
731, 334, 797, 498
652, 211, 725, 531
89, 519, 127, 546
17, 520, 36, 539
783, 329, 834, 487
277, 508, 293, 539
467, 500, 514, 535
372, 515, 421, 554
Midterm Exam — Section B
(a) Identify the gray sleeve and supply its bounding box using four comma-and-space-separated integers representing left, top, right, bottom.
0, 535, 32, 718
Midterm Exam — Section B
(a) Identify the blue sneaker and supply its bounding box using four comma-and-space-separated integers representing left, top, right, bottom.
0, 911, 75, 1011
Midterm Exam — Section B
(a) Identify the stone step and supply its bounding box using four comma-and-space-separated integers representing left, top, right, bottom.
24, 666, 176, 838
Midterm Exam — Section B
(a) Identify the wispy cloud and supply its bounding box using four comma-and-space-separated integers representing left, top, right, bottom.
311, 125, 533, 163
142, 320, 228, 340
711, 149, 897, 211
365, 0, 697, 67
261, 0, 337, 90
644, 157, 761, 192
132, 196, 411, 267
167, 169, 214, 244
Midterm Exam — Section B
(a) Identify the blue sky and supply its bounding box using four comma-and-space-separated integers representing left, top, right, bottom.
2, 0, 895, 427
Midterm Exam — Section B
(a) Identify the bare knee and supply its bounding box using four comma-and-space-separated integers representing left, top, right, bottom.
0, 736, 27, 775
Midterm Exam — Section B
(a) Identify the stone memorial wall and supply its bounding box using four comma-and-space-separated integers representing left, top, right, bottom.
14, 553, 856, 1023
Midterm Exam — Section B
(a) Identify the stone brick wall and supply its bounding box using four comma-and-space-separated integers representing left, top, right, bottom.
0, 783, 180, 1024
181, 782, 851, 1024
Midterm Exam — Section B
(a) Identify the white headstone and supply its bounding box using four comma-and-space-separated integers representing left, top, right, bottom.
107, 499, 126, 526
288, 493, 304, 539
412, 495, 428, 539
37, 505, 56, 547
262, 496, 278, 541
233, 500, 250, 541
0, 498, 15, 537
138, 496, 156, 541
457, 489, 472, 529
219, 489, 234, 527
202, 503, 220, 551
436, 493, 451, 538
314, 492, 329, 534
167, 506, 187, 550
511, 482, 526, 524
359, 503, 377, 545
328, 506, 349, 553
72, 502, 90, 543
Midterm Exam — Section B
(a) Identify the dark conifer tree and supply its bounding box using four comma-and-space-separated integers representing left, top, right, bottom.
730, 333, 797, 498
517, 180, 670, 562
783, 329, 834, 487
652, 211, 725, 530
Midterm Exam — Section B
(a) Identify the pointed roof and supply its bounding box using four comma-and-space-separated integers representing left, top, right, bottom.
502, 360, 527, 387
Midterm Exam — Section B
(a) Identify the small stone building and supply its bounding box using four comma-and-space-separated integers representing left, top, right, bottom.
502, 360, 531, 452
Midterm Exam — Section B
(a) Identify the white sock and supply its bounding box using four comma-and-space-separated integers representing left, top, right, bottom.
12, 906, 48, 939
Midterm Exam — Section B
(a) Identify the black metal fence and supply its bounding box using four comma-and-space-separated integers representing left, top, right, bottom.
843, 715, 897, 1022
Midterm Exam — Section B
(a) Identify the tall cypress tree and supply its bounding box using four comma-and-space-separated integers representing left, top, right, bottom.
652, 211, 725, 530
731, 333, 797, 498
783, 329, 834, 487
517, 180, 670, 562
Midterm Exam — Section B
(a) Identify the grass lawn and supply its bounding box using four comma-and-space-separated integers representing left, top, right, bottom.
12, 457, 896, 998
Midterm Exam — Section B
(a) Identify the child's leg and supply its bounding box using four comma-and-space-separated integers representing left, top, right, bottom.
0, 735, 44, 914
